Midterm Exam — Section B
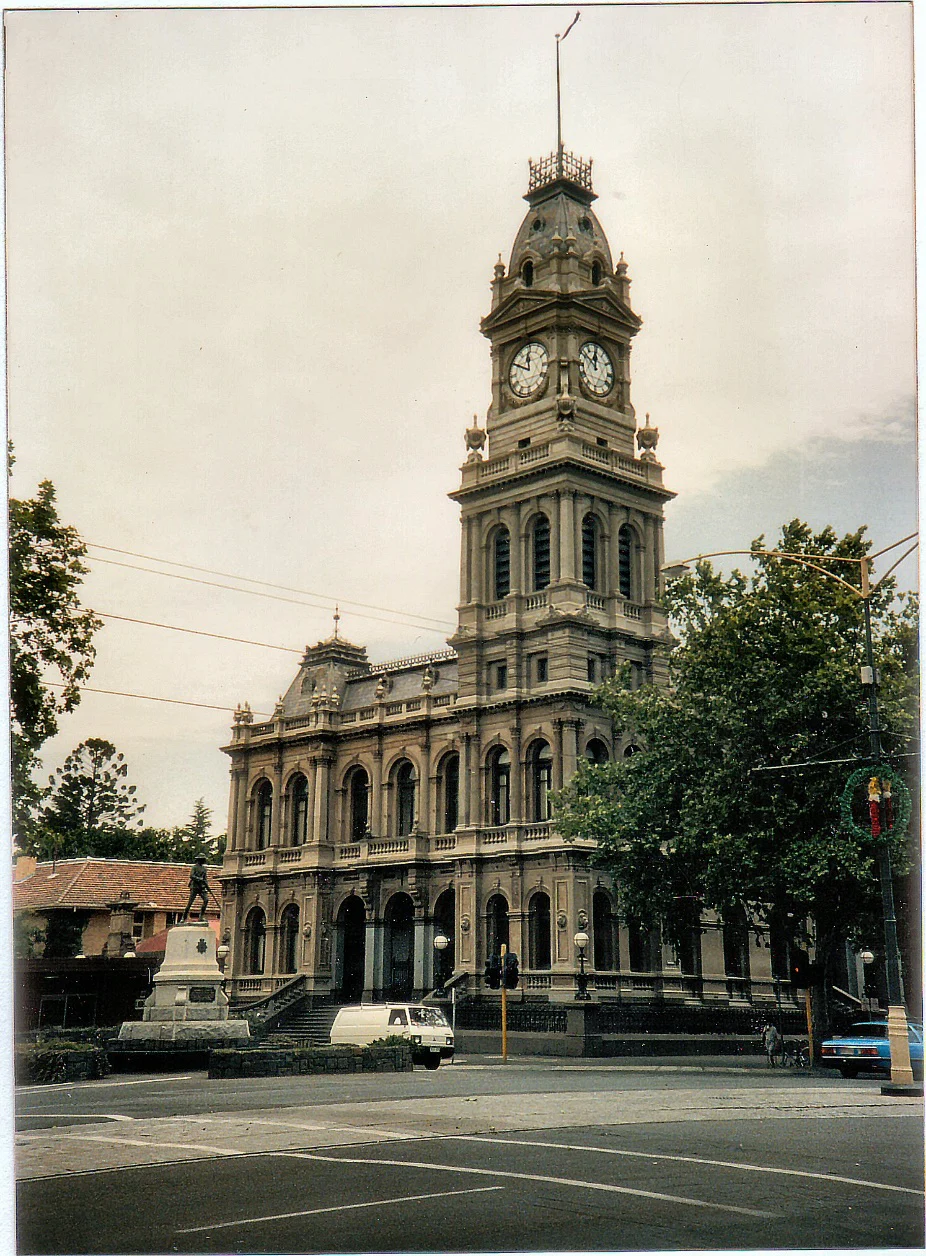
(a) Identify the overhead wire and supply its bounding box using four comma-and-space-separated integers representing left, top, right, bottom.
45, 681, 270, 716
88, 557, 453, 636
85, 542, 456, 632
94, 611, 304, 654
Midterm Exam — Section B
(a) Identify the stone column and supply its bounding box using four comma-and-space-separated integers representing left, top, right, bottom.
553, 720, 565, 790
413, 911, 428, 995
314, 756, 332, 845
306, 757, 318, 843
509, 504, 523, 595
467, 734, 482, 826
563, 720, 580, 787
364, 910, 383, 1001
509, 724, 523, 821
372, 748, 384, 836
272, 761, 284, 847
459, 516, 471, 605
550, 493, 561, 582
418, 742, 432, 835
559, 490, 576, 582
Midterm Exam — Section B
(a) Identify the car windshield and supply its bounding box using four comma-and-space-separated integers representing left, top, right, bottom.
409, 1007, 449, 1027
848, 1023, 888, 1038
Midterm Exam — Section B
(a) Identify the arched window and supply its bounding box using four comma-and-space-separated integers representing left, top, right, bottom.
618, 525, 634, 600
528, 892, 551, 970
586, 739, 609, 766
768, 912, 791, 981
532, 515, 551, 591
290, 775, 308, 846
674, 901, 702, 977
486, 747, 510, 825
485, 894, 509, 960
493, 527, 510, 601
395, 761, 416, 837
279, 903, 300, 974
593, 891, 617, 970
627, 917, 652, 973
591, 260, 603, 286
256, 781, 273, 850
384, 893, 415, 999
582, 514, 598, 589
244, 907, 266, 975
521, 259, 534, 287
438, 752, 460, 834
527, 740, 553, 821
347, 766, 369, 840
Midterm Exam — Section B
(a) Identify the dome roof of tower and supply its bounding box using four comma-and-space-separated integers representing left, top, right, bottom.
509, 185, 613, 274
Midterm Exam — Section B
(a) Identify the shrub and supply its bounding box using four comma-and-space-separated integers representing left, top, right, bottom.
16, 1040, 110, 1084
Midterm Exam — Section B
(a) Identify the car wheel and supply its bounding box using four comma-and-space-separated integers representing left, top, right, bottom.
424, 1056, 440, 1070
839, 1065, 859, 1079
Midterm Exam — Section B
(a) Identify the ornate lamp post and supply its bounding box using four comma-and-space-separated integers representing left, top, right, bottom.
662, 535, 918, 1090
433, 933, 456, 1035
574, 930, 591, 1001
859, 949, 875, 1016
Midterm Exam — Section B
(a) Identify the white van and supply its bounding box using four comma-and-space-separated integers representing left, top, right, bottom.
329, 1003, 454, 1069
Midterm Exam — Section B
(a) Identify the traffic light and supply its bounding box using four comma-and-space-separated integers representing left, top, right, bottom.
484, 954, 501, 989
503, 952, 520, 990
790, 947, 810, 988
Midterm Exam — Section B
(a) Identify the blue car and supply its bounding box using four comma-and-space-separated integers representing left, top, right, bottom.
820, 1019, 924, 1079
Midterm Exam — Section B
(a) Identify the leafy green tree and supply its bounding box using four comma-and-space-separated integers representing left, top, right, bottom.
36, 738, 145, 860
556, 521, 918, 1028
135, 800, 226, 863
9, 464, 101, 846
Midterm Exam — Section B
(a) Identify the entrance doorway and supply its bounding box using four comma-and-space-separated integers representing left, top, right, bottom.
335, 896, 366, 1002
384, 892, 415, 999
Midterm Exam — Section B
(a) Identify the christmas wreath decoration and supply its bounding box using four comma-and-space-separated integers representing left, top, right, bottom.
839, 764, 911, 843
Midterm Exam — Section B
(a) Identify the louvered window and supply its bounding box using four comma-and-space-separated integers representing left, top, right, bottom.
494, 527, 510, 600
582, 514, 597, 588
618, 525, 633, 599
533, 515, 551, 590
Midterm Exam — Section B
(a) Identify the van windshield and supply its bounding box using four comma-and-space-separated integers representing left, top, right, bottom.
410, 1007, 449, 1027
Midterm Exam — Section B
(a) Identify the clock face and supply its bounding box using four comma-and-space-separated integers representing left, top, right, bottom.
579, 341, 615, 396
508, 342, 549, 398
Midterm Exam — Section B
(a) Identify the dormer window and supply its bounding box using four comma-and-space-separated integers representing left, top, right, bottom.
521, 260, 534, 287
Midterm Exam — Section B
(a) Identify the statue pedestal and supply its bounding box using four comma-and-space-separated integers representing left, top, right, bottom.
117, 923, 250, 1048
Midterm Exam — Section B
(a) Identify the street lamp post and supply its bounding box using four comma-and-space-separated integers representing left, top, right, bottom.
433, 933, 454, 1034
860, 949, 875, 1017
662, 535, 917, 1090
574, 931, 591, 1001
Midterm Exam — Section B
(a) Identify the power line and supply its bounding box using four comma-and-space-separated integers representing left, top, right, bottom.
85, 542, 456, 631
46, 681, 269, 717
95, 611, 303, 655
88, 557, 453, 637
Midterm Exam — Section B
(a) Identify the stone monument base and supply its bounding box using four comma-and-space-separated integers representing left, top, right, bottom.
116, 921, 249, 1053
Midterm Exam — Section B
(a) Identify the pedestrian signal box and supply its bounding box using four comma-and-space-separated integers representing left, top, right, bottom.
484, 955, 501, 989
503, 952, 520, 989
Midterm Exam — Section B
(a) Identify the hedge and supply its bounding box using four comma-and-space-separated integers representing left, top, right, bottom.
15, 1040, 110, 1085
209, 1042, 413, 1078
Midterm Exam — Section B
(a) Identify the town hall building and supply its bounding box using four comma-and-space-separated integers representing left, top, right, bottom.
217, 147, 789, 1021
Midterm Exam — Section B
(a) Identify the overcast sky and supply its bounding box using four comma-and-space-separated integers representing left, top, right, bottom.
6, 3, 917, 833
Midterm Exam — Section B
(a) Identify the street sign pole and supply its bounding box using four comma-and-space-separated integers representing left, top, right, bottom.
502, 944, 510, 1060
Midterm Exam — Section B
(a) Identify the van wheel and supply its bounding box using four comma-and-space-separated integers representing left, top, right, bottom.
424, 1057, 440, 1070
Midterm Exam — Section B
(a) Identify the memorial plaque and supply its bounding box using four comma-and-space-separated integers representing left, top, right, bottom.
189, 986, 217, 1003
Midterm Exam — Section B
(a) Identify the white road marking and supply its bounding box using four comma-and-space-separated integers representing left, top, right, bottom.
17, 1074, 194, 1093
17, 1113, 134, 1122
450, 1134, 924, 1198
176, 1186, 502, 1234
196, 1115, 414, 1140
27, 1133, 243, 1156
276, 1150, 776, 1218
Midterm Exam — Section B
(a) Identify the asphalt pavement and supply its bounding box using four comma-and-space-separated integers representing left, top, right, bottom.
14, 1056, 925, 1254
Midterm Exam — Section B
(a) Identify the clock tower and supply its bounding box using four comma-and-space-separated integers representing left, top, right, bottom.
450, 149, 674, 716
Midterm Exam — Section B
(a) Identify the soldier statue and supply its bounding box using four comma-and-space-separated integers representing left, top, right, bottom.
180, 856, 213, 922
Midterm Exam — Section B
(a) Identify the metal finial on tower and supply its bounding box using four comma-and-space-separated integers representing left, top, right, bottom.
555, 11, 581, 173
333, 605, 340, 638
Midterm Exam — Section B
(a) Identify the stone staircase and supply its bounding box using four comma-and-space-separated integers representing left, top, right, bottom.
261, 1001, 340, 1047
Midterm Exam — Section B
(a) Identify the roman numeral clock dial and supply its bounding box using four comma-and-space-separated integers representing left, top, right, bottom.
508, 341, 549, 398
579, 341, 614, 396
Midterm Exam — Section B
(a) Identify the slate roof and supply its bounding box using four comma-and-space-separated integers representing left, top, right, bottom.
12, 859, 222, 914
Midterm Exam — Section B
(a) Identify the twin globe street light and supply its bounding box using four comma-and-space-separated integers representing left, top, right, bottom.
661, 536, 918, 1089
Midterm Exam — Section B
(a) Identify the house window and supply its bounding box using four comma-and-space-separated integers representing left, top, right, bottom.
490, 661, 507, 691
582, 514, 597, 589
521, 259, 534, 287
532, 515, 551, 590
132, 912, 144, 941
586, 738, 609, 765
487, 748, 511, 825
395, 761, 416, 837
291, 774, 309, 846
279, 904, 300, 974
618, 525, 633, 600
528, 740, 553, 821
593, 891, 617, 970
535, 655, 548, 684
493, 527, 511, 600
256, 781, 273, 849
347, 767, 369, 840
486, 894, 509, 959
439, 753, 460, 834
244, 907, 266, 975
528, 892, 552, 970
723, 908, 751, 980
587, 656, 597, 684
592, 260, 603, 286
